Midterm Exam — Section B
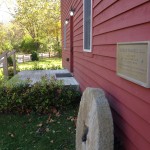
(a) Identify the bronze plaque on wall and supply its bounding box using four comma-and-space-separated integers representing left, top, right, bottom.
117, 41, 150, 88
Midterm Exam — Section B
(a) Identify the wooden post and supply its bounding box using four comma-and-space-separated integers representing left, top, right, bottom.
13, 51, 17, 75
49, 51, 51, 58
23, 54, 25, 63
3, 52, 8, 77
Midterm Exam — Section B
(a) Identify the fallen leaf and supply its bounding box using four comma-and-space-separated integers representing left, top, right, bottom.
8, 132, 15, 138
37, 123, 43, 127
50, 119, 55, 123
51, 107, 57, 114
67, 116, 72, 120
50, 140, 54, 143
10, 134, 14, 138
67, 116, 77, 127
46, 128, 50, 132
28, 118, 32, 122
46, 114, 51, 124
56, 111, 60, 117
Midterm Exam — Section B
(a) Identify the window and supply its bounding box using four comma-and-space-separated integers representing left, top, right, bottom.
83, 0, 92, 52
64, 24, 67, 49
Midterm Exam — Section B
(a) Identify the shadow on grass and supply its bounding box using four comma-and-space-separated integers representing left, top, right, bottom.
0, 107, 78, 150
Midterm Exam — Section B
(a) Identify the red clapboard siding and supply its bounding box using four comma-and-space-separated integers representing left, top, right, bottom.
74, 34, 83, 42
74, 19, 83, 33
74, 40, 83, 47
93, 0, 117, 16
113, 111, 150, 150
61, 0, 150, 149
74, 54, 150, 103
74, 57, 150, 125
74, 55, 150, 106
108, 95, 150, 141
74, 13, 83, 28
74, 47, 83, 52
74, 26, 83, 37
74, 60, 150, 150
93, 2, 150, 35
74, 2, 83, 23
93, 0, 103, 8
74, 59, 150, 137
93, 45, 116, 57
112, 112, 149, 150
113, 123, 138, 150
93, 23, 150, 45
62, 51, 70, 69
93, 0, 149, 25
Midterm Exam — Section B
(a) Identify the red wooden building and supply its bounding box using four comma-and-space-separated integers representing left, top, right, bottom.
61, 0, 150, 149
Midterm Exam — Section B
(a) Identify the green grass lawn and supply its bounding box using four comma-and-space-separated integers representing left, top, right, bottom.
0, 58, 62, 78
18, 58, 62, 71
0, 107, 78, 150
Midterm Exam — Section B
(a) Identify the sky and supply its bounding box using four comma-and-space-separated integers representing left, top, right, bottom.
0, 0, 17, 24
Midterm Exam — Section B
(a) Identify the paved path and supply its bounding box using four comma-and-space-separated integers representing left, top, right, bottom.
16, 69, 79, 89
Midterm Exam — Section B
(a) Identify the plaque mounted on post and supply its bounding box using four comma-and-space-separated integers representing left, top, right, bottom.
117, 41, 150, 88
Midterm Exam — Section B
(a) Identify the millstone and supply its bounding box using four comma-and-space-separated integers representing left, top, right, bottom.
76, 88, 114, 150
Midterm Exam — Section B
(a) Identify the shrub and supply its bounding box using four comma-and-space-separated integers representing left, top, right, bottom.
20, 34, 40, 53
0, 76, 81, 114
31, 51, 39, 61
7, 56, 13, 66
8, 67, 14, 78
52, 41, 62, 58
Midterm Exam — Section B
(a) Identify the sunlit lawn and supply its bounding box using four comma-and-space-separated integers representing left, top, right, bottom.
0, 107, 78, 150
0, 58, 62, 78
18, 58, 62, 71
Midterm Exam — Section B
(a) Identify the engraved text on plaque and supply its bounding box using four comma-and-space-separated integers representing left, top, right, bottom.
117, 41, 150, 88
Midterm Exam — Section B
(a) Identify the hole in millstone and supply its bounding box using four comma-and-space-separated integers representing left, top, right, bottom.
82, 125, 89, 142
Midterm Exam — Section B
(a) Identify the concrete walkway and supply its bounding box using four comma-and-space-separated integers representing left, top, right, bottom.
17, 69, 79, 89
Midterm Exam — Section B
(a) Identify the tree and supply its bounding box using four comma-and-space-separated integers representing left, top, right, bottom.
8, 22, 25, 52
0, 24, 13, 53
0, 21, 26, 53
15, 0, 61, 53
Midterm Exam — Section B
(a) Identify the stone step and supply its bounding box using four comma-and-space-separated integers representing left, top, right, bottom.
13, 69, 79, 90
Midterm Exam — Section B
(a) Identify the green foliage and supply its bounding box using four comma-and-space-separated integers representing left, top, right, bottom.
18, 63, 62, 71
18, 58, 62, 71
7, 56, 13, 66
2, 41, 13, 51
15, 0, 61, 53
30, 62, 62, 70
0, 23, 25, 53
0, 76, 81, 114
0, 24, 13, 53
9, 23, 25, 53
0, 1, 61, 54
20, 35, 40, 53
8, 68, 14, 78
31, 51, 39, 61
0, 69, 3, 80
52, 41, 62, 58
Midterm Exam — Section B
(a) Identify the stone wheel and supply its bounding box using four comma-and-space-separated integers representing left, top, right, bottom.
76, 88, 114, 150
